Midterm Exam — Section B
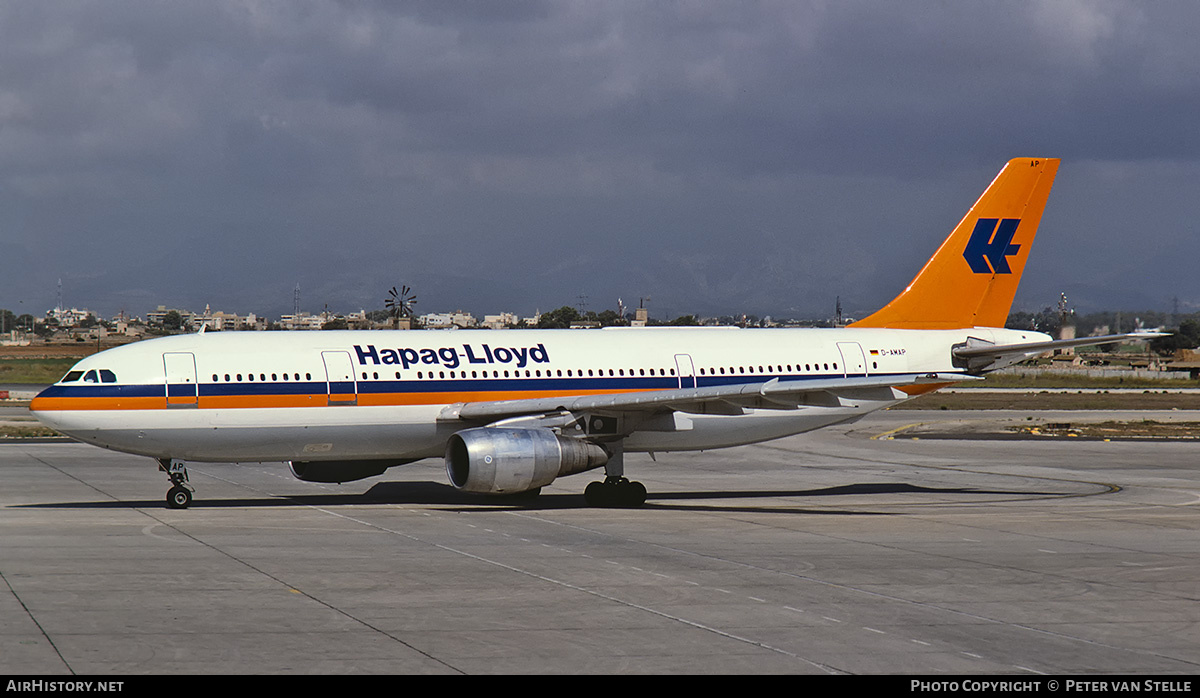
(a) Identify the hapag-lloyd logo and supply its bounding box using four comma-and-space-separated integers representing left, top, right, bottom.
963, 218, 1021, 274
354, 343, 549, 370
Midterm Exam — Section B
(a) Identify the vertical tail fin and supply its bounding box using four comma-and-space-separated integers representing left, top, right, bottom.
850, 158, 1060, 330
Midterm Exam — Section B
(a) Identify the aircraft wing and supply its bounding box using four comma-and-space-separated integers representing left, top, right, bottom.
952, 332, 1167, 372
440, 371, 977, 423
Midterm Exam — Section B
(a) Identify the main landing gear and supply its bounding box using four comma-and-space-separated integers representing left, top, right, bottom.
158, 458, 194, 509
584, 476, 647, 507
583, 442, 647, 508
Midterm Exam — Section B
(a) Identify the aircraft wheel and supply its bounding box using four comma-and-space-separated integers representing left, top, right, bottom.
167, 486, 192, 510
584, 479, 647, 508
625, 480, 647, 507
584, 481, 607, 507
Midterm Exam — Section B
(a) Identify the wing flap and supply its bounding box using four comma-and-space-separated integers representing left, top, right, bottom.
443, 372, 977, 422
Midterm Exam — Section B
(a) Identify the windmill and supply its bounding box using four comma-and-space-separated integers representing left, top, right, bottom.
384, 285, 417, 329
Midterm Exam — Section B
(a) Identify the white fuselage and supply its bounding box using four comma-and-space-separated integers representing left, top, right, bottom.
30, 326, 1046, 463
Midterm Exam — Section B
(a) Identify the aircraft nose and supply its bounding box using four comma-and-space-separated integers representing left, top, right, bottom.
29, 385, 63, 427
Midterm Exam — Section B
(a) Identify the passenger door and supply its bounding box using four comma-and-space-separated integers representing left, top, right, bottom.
836, 342, 868, 377
674, 353, 696, 389
163, 352, 199, 407
321, 351, 358, 405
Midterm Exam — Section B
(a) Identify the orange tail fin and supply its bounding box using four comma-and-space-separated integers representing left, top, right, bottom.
851, 158, 1060, 330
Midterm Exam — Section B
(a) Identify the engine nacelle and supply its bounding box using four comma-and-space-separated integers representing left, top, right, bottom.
288, 459, 416, 484
446, 427, 609, 494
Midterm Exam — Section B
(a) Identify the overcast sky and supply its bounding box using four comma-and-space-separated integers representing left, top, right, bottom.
2, 1, 1198, 322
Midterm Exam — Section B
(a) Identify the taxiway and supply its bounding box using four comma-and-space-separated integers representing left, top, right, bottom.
1, 410, 1197, 674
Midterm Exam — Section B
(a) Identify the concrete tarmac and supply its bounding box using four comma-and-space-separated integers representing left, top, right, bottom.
1, 410, 1197, 675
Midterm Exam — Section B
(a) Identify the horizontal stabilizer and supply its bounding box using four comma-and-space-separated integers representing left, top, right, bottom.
953, 332, 1167, 372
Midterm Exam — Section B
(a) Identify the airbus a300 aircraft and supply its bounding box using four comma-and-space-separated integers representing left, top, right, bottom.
31, 158, 1156, 509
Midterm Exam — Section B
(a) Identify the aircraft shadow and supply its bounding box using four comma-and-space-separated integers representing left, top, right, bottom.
12, 480, 1065, 515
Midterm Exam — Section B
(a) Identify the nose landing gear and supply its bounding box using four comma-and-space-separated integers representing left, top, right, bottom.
158, 458, 195, 509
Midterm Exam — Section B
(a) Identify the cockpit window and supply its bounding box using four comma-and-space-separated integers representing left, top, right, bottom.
66, 369, 117, 384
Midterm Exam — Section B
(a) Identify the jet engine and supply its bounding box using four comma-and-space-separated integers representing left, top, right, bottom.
288, 458, 417, 484
446, 427, 608, 494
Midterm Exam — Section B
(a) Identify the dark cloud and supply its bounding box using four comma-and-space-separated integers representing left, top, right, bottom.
1, 1, 1198, 321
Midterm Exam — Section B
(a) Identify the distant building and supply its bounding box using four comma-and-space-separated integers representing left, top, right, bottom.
418, 312, 453, 328
45, 307, 95, 327
195, 305, 267, 332
146, 306, 195, 327
279, 312, 326, 330
343, 310, 370, 329
419, 310, 477, 329
482, 312, 519, 330
112, 319, 147, 338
